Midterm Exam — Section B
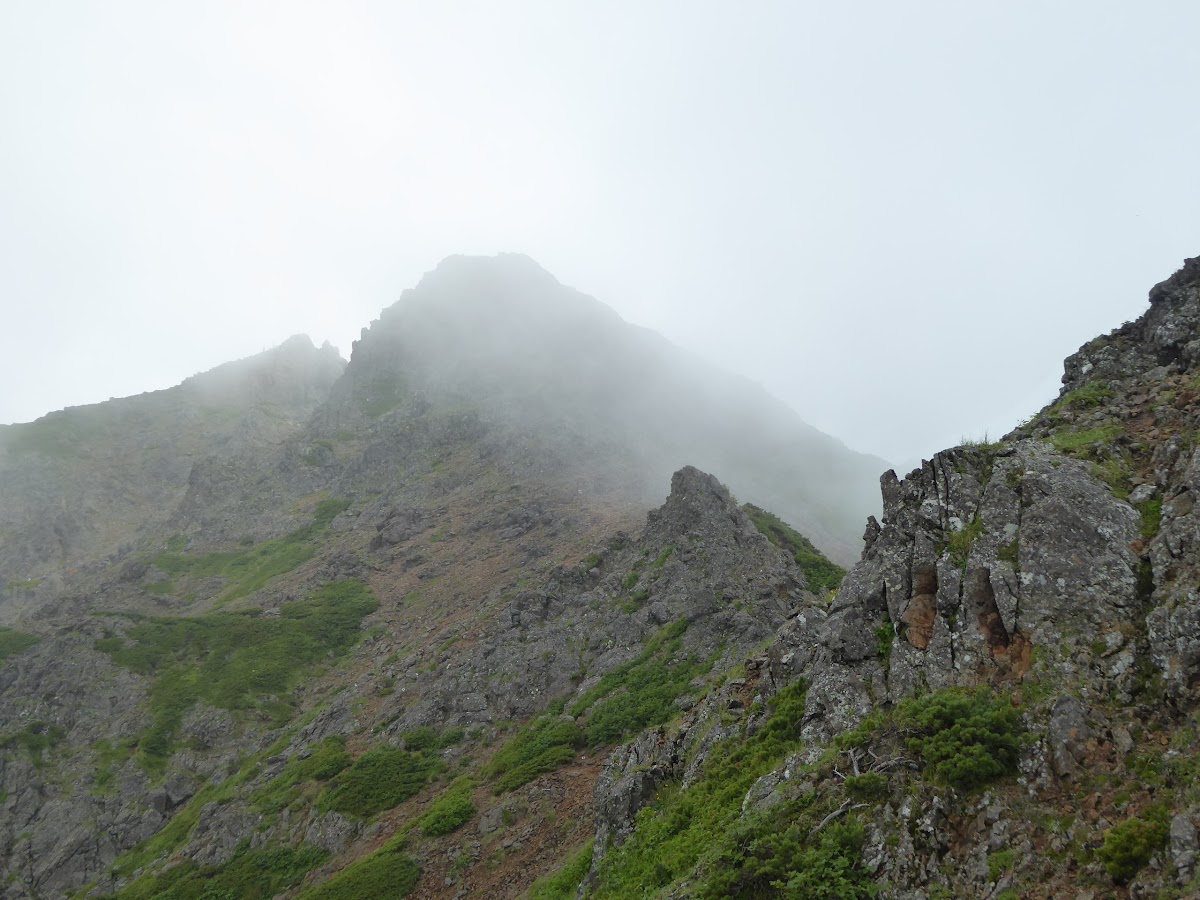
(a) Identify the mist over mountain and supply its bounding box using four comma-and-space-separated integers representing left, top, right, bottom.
0, 336, 345, 584
333, 253, 884, 563
5, 255, 1200, 900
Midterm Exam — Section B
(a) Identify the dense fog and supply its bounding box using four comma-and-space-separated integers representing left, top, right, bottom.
2, 2, 1199, 466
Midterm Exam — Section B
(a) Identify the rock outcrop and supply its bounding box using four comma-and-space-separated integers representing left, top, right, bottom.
584, 254, 1200, 899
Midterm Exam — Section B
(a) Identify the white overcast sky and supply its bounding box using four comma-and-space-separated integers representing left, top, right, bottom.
2, 1, 1198, 465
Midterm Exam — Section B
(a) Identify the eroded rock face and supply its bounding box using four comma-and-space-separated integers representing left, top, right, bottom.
321, 465, 811, 739
762, 440, 1145, 745
0, 631, 155, 897
586, 255, 1200, 898
1148, 442, 1200, 700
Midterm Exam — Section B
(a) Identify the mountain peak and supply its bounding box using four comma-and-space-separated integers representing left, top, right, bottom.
341, 260, 881, 563
379, 252, 609, 331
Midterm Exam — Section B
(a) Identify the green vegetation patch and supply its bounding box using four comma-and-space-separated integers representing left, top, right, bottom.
654, 545, 675, 569
486, 620, 710, 794
1048, 424, 1122, 455
148, 498, 351, 602
987, 848, 1017, 883
98, 579, 377, 774
945, 515, 984, 568
1092, 457, 1133, 500
1137, 498, 1163, 540
100, 842, 329, 900
359, 375, 407, 419
875, 622, 895, 660
93, 737, 138, 793
0, 721, 66, 768
0, 626, 40, 662
150, 540, 313, 603
110, 729, 301, 877
301, 836, 419, 899
596, 684, 1020, 898
590, 679, 817, 897
1057, 383, 1112, 410
705, 818, 880, 900
4, 410, 106, 459
318, 740, 443, 819
482, 715, 583, 795
399, 725, 465, 752
528, 840, 594, 900
569, 618, 710, 747
743, 503, 846, 593
844, 771, 890, 802
899, 688, 1023, 791
1097, 807, 1169, 883
254, 735, 352, 815
419, 776, 476, 836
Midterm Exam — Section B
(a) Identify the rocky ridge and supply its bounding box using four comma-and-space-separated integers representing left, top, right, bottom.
0, 335, 345, 597
0, 256, 865, 900
583, 255, 1200, 898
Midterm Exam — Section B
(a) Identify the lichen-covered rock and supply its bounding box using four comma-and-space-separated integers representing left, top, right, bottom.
776, 439, 1143, 744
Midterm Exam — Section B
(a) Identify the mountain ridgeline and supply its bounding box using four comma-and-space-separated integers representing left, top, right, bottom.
3, 253, 1200, 899
332, 253, 883, 563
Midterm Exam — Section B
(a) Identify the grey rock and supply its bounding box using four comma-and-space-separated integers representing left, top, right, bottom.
1130, 483, 1158, 505
1170, 814, 1197, 884
1048, 696, 1093, 778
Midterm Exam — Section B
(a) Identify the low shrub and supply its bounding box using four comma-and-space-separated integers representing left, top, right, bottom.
0, 626, 39, 662
528, 840, 594, 900
302, 839, 419, 899
568, 618, 709, 748
874, 623, 895, 660
494, 745, 578, 794
946, 516, 984, 568
844, 771, 889, 802
0, 722, 66, 768
1058, 383, 1112, 410
987, 848, 1016, 882
484, 714, 583, 795
900, 688, 1023, 791
148, 497, 351, 602
101, 842, 329, 900
254, 736, 351, 814
1049, 424, 1122, 455
751, 821, 880, 900
319, 744, 442, 818
590, 680, 811, 897
1097, 809, 1169, 883
420, 777, 476, 836
1137, 499, 1163, 539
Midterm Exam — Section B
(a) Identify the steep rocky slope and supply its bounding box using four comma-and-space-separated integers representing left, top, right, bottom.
0, 256, 871, 899
583, 255, 1200, 899
0, 462, 823, 899
0, 335, 345, 602
329, 253, 883, 564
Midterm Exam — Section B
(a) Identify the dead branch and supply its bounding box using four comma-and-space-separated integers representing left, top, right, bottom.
809, 800, 869, 838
